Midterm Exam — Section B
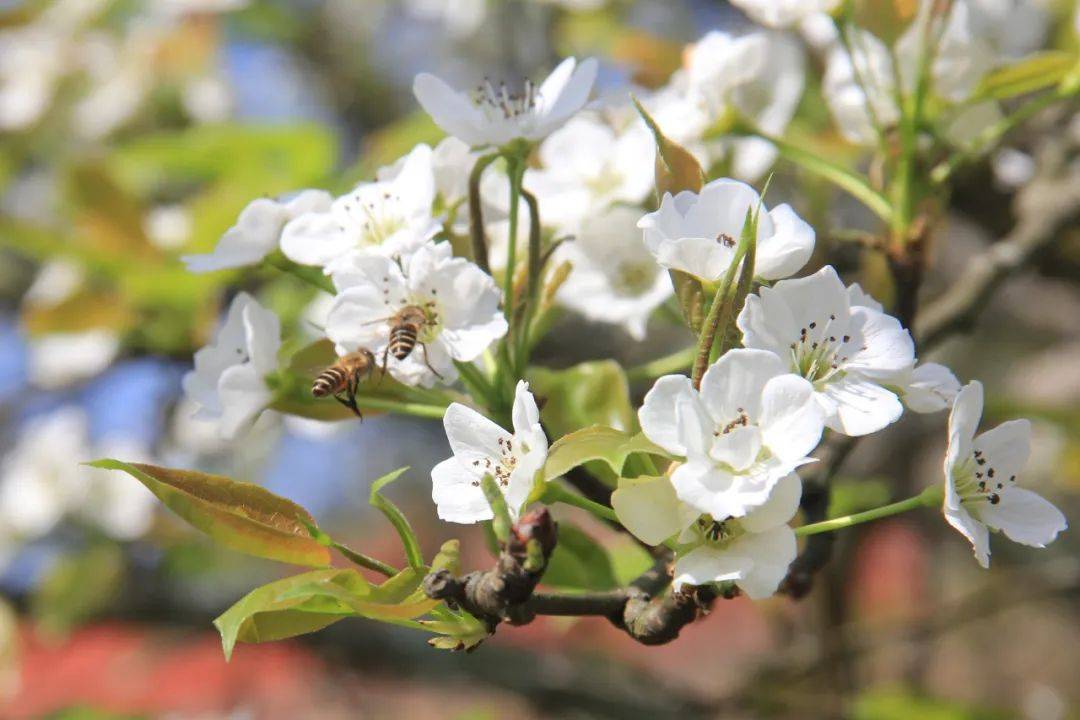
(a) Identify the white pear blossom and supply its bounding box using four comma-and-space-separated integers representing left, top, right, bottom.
528, 115, 654, 233
183, 190, 332, 272
673, 473, 801, 598
412, 56, 598, 149
729, 0, 840, 28
943, 381, 1067, 568
181, 292, 281, 439
823, 28, 900, 145
326, 241, 507, 388
613, 470, 802, 598
638, 349, 824, 520
638, 177, 815, 283
556, 206, 673, 340
144, 204, 193, 251
737, 265, 916, 436
280, 145, 440, 269
431, 381, 548, 523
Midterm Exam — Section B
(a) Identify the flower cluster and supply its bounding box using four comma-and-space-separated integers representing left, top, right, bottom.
171, 20, 1068, 616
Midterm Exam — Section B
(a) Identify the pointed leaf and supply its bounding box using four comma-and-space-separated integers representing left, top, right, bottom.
480, 473, 512, 543
369, 467, 425, 569
974, 50, 1077, 101
632, 96, 704, 196
87, 460, 331, 567
543, 426, 671, 482
214, 569, 365, 660
670, 269, 706, 333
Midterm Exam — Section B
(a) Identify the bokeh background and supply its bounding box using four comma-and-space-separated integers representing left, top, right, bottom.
0, 0, 1078, 718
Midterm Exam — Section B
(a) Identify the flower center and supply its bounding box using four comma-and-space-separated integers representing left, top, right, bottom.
696, 516, 747, 547
471, 77, 539, 121
470, 436, 530, 487
612, 261, 655, 296
344, 193, 407, 247
787, 313, 862, 387
713, 407, 750, 436
953, 448, 1016, 510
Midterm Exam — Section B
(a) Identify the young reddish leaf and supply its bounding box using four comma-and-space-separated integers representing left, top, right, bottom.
87, 459, 331, 567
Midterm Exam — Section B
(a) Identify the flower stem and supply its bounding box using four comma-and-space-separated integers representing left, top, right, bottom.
542, 482, 619, 523
503, 158, 524, 323
454, 360, 500, 411
794, 485, 943, 537
331, 541, 398, 578
468, 153, 500, 273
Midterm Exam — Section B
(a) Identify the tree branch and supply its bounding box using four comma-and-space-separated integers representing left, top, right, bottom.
916, 166, 1080, 349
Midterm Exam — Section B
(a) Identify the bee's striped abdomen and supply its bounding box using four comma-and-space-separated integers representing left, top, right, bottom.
388, 325, 419, 360
312, 366, 348, 397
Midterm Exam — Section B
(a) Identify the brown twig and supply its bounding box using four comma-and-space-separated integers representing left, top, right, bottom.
916, 159, 1080, 350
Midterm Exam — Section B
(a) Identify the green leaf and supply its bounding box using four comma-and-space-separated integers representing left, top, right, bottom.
214, 569, 366, 660
421, 611, 489, 652
369, 467, 425, 569
543, 426, 671, 482
631, 95, 704, 196
480, 473, 513, 543
279, 567, 439, 622
87, 459, 332, 567
974, 50, 1077, 101
542, 523, 618, 591
528, 361, 636, 438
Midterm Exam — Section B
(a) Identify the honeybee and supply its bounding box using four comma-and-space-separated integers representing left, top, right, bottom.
379, 303, 443, 379
312, 349, 377, 419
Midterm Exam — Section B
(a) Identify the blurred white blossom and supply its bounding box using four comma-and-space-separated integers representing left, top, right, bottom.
181, 292, 282, 439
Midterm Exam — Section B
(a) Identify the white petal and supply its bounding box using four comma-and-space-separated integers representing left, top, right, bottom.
846, 282, 884, 312
511, 380, 541, 437
431, 458, 492, 523
730, 525, 797, 599
182, 198, 287, 272
413, 73, 487, 147
973, 419, 1031, 481
739, 472, 802, 533
901, 362, 961, 413
638, 375, 697, 455
981, 486, 1067, 548
943, 485, 991, 568
241, 300, 282, 376
756, 204, 814, 280
611, 476, 689, 546
217, 364, 272, 440
325, 286, 391, 352
442, 402, 510, 468
676, 393, 715, 458
709, 426, 762, 472
655, 236, 737, 282
946, 382, 983, 470
821, 376, 903, 436
759, 374, 824, 461
673, 545, 750, 590
280, 211, 353, 267
537, 57, 598, 129
845, 306, 915, 379
699, 348, 786, 422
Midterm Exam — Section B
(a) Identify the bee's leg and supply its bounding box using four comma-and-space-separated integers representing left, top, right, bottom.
333, 391, 363, 419
377, 346, 391, 386
418, 342, 444, 379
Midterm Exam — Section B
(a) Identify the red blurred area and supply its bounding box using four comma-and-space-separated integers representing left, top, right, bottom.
5, 622, 326, 719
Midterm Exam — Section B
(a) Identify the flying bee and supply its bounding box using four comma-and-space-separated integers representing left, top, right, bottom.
374, 303, 444, 379
312, 349, 377, 419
